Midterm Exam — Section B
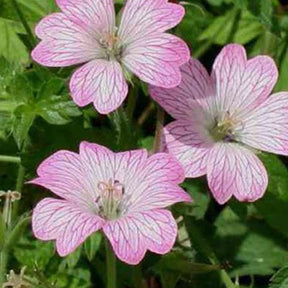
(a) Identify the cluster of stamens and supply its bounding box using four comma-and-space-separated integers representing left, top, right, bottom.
96, 179, 124, 220
99, 28, 124, 61
209, 112, 240, 142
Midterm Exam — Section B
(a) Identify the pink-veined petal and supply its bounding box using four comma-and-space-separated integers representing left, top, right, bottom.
207, 143, 268, 204
79, 142, 148, 188
79, 141, 115, 185
125, 152, 191, 213
123, 34, 189, 88
150, 58, 214, 120
56, 0, 115, 36
32, 13, 103, 67
70, 59, 128, 114
118, 0, 185, 45
212, 44, 278, 116
79, 142, 189, 213
103, 209, 177, 265
29, 150, 95, 208
127, 182, 191, 213
238, 92, 288, 155
32, 198, 105, 256
164, 120, 214, 178
113, 149, 149, 184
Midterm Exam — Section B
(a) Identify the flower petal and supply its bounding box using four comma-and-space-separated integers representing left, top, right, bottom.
56, 0, 115, 35
70, 59, 128, 114
212, 44, 278, 116
126, 152, 191, 213
32, 13, 102, 67
164, 120, 213, 178
118, 0, 185, 45
141, 152, 185, 184
123, 34, 189, 88
207, 143, 268, 204
32, 198, 104, 256
79, 142, 189, 213
103, 209, 177, 265
239, 92, 288, 155
79, 141, 115, 183
150, 58, 214, 120
30, 150, 95, 208
79, 142, 148, 187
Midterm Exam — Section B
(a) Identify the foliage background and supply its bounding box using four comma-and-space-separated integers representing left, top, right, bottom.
0, 0, 288, 287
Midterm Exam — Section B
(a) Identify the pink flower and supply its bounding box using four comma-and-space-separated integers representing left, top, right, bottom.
150, 43, 287, 205
31, 0, 190, 114
30, 142, 191, 265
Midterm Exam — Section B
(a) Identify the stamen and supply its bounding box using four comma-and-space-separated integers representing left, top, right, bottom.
99, 28, 124, 61
96, 179, 124, 220
209, 111, 240, 142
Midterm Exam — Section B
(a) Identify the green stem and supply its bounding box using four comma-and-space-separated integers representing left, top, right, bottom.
16, 165, 25, 193
127, 85, 138, 120
12, 165, 26, 222
11, 0, 36, 50
105, 239, 117, 288
153, 104, 165, 154
0, 250, 8, 286
0, 155, 21, 164
185, 218, 236, 288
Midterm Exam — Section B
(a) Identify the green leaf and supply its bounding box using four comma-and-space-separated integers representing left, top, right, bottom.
182, 180, 210, 220
36, 95, 82, 125
37, 78, 64, 99
14, 238, 54, 270
139, 136, 154, 152
0, 0, 57, 22
199, 10, 263, 45
36, 78, 82, 125
10, 74, 34, 101
270, 266, 288, 288
49, 268, 90, 288
16, 0, 58, 21
154, 252, 221, 276
214, 207, 288, 277
176, 2, 209, 48
60, 246, 82, 270
206, 0, 226, 6
0, 17, 29, 63
255, 154, 288, 238
84, 232, 102, 262
12, 104, 35, 148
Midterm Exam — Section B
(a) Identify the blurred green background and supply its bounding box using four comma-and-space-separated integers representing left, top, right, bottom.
1, 0, 288, 287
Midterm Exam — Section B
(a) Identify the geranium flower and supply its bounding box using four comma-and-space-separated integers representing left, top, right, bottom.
150, 44, 286, 204
31, 0, 190, 114
30, 142, 191, 265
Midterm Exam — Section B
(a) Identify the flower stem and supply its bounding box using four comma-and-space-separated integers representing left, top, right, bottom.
127, 85, 138, 120
16, 165, 25, 194
185, 217, 236, 288
105, 238, 117, 288
0, 155, 21, 164
0, 250, 8, 286
11, 0, 36, 50
11, 164, 26, 223
153, 104, 165, 154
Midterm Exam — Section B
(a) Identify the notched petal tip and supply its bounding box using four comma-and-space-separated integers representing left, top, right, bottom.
150, 152, 186, 184
79, 141, 113, 156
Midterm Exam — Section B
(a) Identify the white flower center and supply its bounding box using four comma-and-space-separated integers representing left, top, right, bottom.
96, 178, 124, 220
99, 28, 124, 61
209, 112, 241, 142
